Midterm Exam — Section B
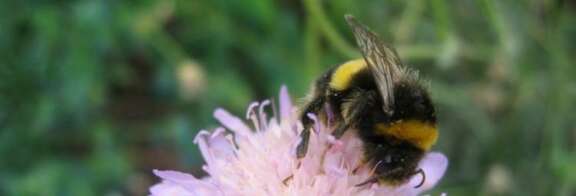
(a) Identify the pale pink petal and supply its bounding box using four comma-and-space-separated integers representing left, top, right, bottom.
149, 181, 194, 196
193, 130, 214, 166
324, 103, 334, 127
306, 113, 322, 134
379, 152, 449, 196
413, 152, 449, 191
153, 170, 196, 185
245, 102, 259, 119
258, 99, 271, 130
152, 170, 220, 196
206, 127, 235, 159
279, 85, 293, 120
213, 108, 251, 136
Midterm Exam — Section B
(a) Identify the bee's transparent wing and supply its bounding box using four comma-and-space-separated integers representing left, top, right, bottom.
345, 15, 404, 114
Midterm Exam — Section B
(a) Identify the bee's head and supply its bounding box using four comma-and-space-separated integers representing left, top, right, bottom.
362, 139, 424, 184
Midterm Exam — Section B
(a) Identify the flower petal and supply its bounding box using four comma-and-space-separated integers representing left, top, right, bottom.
207, 127, 236, 159
153, 170, 197, 185
385, 152, 449, 196
279, 85, 293, 121
258, 99, 271, 130
152, 170, 220, 196
306, 113, 322, 134
149, 181, 194, 196
193, 130, 214, 166
245, 102, 259, 119
413, 152, 448, 191
214, 108, 251, 137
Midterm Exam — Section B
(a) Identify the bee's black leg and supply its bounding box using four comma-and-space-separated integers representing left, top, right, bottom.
296, 96, 325, 158
331, 121, 351, 139
355, 175, 380, 187
355, 166, 403, 187
412, 168, 426, 188
296, 129, 311, 159
296, 68, 335, 159
332, 90, 376, 139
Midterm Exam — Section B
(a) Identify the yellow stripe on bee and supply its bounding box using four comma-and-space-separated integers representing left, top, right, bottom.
329, 59, 367, 91
375, 120, 438, 151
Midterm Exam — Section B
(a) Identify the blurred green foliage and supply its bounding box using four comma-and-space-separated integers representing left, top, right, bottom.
0, 0, 575, 195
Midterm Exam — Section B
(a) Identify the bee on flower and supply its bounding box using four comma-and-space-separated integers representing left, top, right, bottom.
150, 85, 447, 196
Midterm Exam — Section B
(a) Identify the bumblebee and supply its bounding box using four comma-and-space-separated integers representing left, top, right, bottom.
296, 15, 438, 187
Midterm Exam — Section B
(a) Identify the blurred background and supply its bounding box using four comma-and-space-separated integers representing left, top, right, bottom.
1, 0, 575, 195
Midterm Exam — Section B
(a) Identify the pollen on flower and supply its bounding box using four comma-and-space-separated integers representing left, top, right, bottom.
149, 86, 448, 196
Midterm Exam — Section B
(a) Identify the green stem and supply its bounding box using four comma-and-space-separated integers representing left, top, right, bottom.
394, 0, 425, 43
303, 0, 358, 58
431, 0, 452, 40
304, 16, 321, 76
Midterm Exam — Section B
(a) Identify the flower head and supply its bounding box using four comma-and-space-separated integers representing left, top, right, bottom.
150, 86, 448, 196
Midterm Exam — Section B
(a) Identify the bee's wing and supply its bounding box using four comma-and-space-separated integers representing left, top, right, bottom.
345, 15, 403, 114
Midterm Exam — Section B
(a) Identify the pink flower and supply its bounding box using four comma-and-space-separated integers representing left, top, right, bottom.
150, 86, 448, 196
